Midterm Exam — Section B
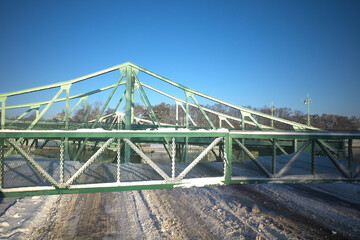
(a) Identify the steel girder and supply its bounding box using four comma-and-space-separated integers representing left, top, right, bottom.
0, 129, 359, 197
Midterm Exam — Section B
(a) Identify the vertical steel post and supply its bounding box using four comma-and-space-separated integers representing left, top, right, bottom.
60, 140, 64, 184
125, 65, 134, 129
117, 138, 121, 182
171, 137, 176, 179
185, 139, 189, 162
272, 138, 276, 174
175, 101, 179, 126
241, 113, 245, 162
64, 84, 71, 130
293, 139, 298, 152
303, 93, 312, 127
64, 84, 71, 159
0, 138, 4, 188
307, 95, 310, 126
185, 92, 190, 162
1, 97, 7, 130
36, 107, 40, 119
348, 139, 353, 178
224, 135, 232, 184
125, 66, 134, 162
185, 91, 190, 128
84, 97, 88, 123
311, 139, 316, 175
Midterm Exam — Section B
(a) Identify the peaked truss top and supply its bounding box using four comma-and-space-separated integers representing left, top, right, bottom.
0, 62, 319, 131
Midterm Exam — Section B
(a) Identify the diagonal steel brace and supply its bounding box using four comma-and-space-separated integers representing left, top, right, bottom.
233, 138, 273, 178
6, 139, 59, 188
316, 140, 350, 178
275, 140, 312, 178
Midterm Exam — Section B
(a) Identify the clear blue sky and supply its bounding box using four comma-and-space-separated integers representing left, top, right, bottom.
1, 0, 359, 118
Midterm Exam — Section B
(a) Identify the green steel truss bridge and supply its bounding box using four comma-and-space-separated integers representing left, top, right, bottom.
0, 62, 359, 197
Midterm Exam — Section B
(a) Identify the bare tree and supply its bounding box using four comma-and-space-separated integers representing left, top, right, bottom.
51, 110, 66, 121
24, 112, 37, 120
72, 101, 102, 122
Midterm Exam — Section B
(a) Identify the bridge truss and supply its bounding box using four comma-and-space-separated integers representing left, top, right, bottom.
0, 62, 359, 197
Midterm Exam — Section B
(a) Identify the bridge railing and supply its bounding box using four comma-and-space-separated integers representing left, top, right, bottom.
0, 129, 359, 197
230, 131, 360, 184
0, 129, 229, 197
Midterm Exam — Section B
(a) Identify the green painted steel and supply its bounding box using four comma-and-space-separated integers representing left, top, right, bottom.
224, 134, 232, 184
126, 62, 320, 131
1, 62, 359, 197
124, 66, 134, 162
311, 139, 316, 175
0, 129, 359, 198
1, 97, 7, 129
272, 138, 276, 174
0, 63, 127, 98
190, 94, 215, 129
0, 138, 3, 188
0, 62, 320, 132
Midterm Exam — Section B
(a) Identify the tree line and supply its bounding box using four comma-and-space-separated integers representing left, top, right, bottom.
132, 102, 360, 131
17, 101, 359, 131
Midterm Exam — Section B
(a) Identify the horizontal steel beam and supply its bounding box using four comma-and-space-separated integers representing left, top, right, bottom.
230, 131, 360, 140
230, 177, 359, 184
1, 129, 360, 140
0, 177, 225, 198
0, 129, 229, 139
2, 175, 358, 198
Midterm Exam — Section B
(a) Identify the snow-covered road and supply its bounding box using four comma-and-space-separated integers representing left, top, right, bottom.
1, 183, 359, 239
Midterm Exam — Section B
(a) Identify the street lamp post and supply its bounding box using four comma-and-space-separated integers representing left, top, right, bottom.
303, 93, 312, 126
271, 103, 275, 128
